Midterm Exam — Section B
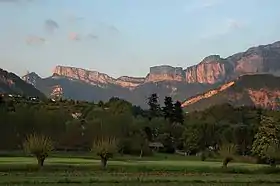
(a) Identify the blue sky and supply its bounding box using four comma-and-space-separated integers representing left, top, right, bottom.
0, 0, 280, 78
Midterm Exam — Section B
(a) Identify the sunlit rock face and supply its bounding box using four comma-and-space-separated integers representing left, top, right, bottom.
53, 65, 115, 85
185, 55, 228, 84
145, 65, 186, 83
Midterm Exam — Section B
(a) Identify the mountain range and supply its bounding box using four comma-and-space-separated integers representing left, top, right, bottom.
1, 40, 279, 109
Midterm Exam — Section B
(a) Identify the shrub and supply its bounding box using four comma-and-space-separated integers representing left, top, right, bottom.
92, 137, 118, 169
219, 143, 236, 168
23, 133, 53, 168
265, 142, 280, 167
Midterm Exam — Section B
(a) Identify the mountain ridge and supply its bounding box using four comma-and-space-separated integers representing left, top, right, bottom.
22, 40, 280, 107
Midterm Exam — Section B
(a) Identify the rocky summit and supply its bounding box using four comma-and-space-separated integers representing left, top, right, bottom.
22, 40, 280, 107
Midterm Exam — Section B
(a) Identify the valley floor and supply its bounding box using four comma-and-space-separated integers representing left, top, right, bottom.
0, 155, 279, 185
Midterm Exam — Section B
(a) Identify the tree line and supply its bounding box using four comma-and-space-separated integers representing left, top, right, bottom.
1, 93, 280, 168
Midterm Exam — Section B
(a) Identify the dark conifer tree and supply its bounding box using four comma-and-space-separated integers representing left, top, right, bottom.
147, 93, 161, 119
162, 96, 174, 122
173, 101, 184, 124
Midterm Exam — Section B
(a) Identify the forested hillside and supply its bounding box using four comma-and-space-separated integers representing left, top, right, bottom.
1, 93, 280, 166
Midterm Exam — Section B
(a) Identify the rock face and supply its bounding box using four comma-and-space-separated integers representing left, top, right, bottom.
185, 55, 228, 84
116, 76, 145, 89
22, 72, 41, 87
53, 65, 144, 89
227, 41, 280, 77
183, 41, 280, 84
50, 85, 63, 98
145, 65, 185, 82
247, 89, 280, 109
53, 66, 115, 86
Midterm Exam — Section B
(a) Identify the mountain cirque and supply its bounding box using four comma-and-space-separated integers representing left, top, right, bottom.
22, 40, 280, 107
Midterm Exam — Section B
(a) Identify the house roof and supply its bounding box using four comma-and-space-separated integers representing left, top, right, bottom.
149, 142, 164, 148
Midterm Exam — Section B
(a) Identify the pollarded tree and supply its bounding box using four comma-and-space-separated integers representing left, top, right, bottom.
92, 137, 118, 169
219, 143, 237, 168
251, 116, 280, 163
23, 133, 54, 168
98, 101, 104, 108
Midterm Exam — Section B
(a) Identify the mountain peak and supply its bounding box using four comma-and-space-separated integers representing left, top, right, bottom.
23, 72, 41, 78
0, 68, 45, 98
22, 72, 42, 87
201, 55, 223, 63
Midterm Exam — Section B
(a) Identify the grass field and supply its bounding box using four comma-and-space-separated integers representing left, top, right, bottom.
0, 155, 279, 185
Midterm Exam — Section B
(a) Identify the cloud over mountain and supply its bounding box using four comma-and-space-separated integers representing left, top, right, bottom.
44, 19, 59, 34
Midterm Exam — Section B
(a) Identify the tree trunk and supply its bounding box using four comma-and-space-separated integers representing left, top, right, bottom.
101, 157, 107, 169
222, 157, 232, 168
37, 156, 45, 168
270, 163, 276, 168
140, 148, 143, 158
269, 159, 276, 168
222, 159, 228, 168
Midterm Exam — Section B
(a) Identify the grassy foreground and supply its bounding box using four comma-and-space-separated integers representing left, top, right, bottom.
0, 156, 279, 185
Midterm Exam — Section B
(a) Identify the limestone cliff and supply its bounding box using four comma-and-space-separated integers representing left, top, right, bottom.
185, 55, 228, 84
182, 41, 280, 84
53, 66, 144, 89
53, 66, 115, 86
145, 65, 185, 83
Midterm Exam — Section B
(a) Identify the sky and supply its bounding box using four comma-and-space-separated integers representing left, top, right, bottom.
0, 0, 280, 78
